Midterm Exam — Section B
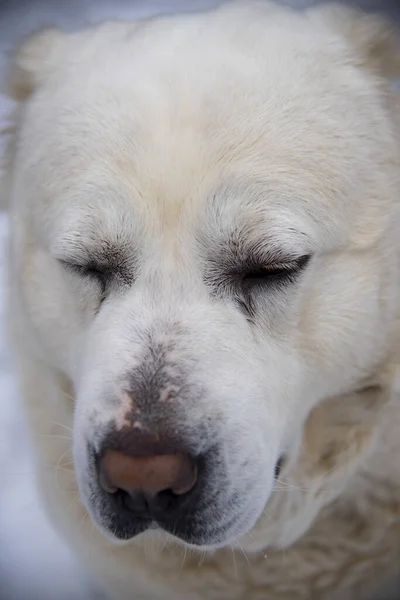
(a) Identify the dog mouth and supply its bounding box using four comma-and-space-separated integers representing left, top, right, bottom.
86, 451, 284, 546
91, 447, 218, 545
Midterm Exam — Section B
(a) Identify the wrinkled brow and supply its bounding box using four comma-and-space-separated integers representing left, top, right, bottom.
203, 179, 315, 249
201, 227, 313, 274
51, 224, 136, 271
201, 191, 314, 267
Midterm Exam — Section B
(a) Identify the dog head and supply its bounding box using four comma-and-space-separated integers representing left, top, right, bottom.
4, 1, 400, 550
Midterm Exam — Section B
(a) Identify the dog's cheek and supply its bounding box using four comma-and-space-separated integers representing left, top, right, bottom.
299, 252, 392, 395
18, 245, 98, 372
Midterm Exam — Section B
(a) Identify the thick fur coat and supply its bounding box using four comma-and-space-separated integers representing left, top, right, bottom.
2, 1, 400, 598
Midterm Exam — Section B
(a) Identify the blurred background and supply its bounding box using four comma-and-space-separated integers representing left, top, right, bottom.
0, 1, 399, 599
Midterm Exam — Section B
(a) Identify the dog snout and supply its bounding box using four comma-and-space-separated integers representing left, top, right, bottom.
97, 428, 198, 521
100, 451, 197, 496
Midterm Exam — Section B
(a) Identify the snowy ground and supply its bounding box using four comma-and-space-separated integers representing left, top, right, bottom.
0, 1, 398, 599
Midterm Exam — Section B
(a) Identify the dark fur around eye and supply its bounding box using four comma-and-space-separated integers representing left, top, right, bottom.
242, 254, 310, 288
61, 261, 106, 278
59, 256, 133, 286
58, 260, 117, 301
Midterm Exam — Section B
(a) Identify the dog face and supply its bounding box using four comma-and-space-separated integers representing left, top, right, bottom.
5, 1, 400, 549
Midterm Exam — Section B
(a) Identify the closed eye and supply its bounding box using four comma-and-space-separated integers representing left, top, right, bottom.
242, 254, 310, 288
58, 259, 117, 301
60, 260, 109, 279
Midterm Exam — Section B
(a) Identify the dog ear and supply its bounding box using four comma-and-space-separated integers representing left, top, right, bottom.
3, 28, 66, 101
312, 4, 400, 79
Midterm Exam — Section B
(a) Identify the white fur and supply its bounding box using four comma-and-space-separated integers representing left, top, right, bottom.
2, 1, 400, 598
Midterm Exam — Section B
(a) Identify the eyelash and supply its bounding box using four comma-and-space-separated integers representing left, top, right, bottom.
60, 254, 310, 306
61, 261, 105, 277
60, 261, 110, 294
241, 255, 310, 288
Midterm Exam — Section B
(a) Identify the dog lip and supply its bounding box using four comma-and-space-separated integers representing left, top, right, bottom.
89, 440, 269, 547
92, 448, 216, 544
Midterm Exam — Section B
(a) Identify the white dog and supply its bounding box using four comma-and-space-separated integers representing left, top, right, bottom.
2, 1, 400, 598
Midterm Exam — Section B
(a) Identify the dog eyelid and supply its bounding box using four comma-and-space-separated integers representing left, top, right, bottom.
241, 254, 311, 285
58, 258, 106, 277
57, 256, 134, 292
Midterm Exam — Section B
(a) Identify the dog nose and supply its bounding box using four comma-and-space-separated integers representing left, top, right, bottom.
98, 430, 198, 518
99, 449, 197, 496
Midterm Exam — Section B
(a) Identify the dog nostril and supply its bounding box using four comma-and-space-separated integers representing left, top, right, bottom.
155, 489, 178, 512
99, 449, 198, 499
113, 486, 180, 519
115, 489, 152, 517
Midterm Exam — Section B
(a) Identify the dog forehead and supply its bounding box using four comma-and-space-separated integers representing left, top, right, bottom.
21, 2, 372, 153
15, 4, 394, 246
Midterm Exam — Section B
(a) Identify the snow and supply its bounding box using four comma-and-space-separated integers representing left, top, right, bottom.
0, 1, 398, 598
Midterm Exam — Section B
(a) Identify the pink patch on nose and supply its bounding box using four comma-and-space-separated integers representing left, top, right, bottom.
115, 391, 139, 431
132, 421, 144, 430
